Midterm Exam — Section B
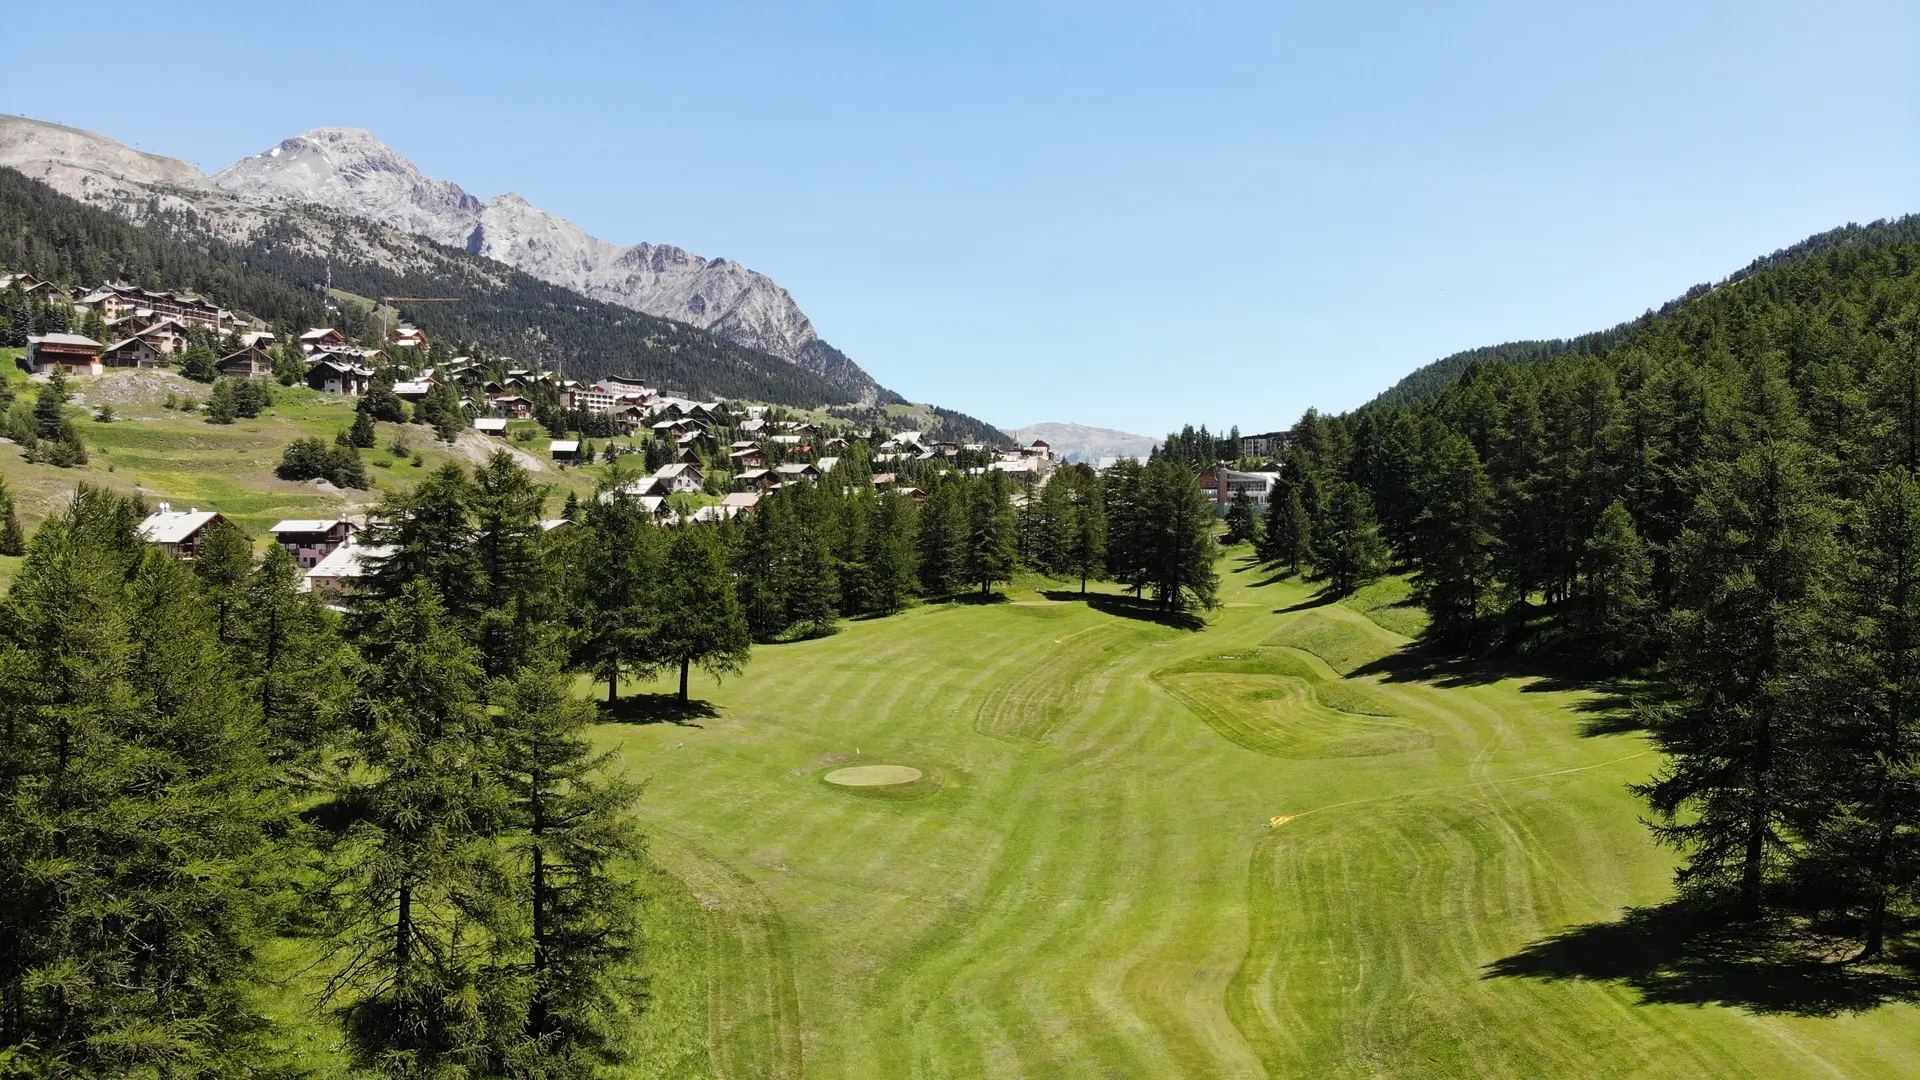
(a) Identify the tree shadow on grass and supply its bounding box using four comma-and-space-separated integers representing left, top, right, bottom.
1038, 590, 1207, 631
1485, 902, 1920, 1017
949, 591, 1013, 606
596, 692, 719, 727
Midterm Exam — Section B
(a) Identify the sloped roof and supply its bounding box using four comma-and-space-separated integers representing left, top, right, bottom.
269, 519, 344, 534
138, 510, 221, 544
306, 542, 393, 579
28, 332, 102, 348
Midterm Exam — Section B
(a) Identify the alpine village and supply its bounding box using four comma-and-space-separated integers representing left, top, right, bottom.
4, 129, 1920, 1078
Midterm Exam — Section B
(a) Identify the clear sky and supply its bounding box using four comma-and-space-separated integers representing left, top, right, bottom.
7, 1, 1915, 435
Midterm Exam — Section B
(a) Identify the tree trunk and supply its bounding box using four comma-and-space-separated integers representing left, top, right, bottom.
606, 660, 619, 705
679, 657, 690, 703
395, 882, 413, 1025
1080, 570, 1088, 596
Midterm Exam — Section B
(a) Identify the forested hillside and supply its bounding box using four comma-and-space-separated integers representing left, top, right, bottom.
1366, 214, 1920, 408
1259, 230, 1920, 950
0, 167, 849, 406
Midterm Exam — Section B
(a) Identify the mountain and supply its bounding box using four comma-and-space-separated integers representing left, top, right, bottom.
1009, 422, 1157, 464
1366, 214, 1920, 409
0, 115, 892, 405
0, 164, 866, 406
210, 127, 886, 402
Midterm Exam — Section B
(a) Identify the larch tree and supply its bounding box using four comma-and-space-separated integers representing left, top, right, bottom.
1313, 482, 1389, 598
1637, 365, 1836, 916
493, 659, 645, 1076
651, 524, 752, 703
323, 580, 505, 1072
1811, 468, 1920, 957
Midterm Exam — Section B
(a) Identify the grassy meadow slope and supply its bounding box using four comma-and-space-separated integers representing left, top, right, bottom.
0, 365, 609, 585
599, 553, 1920, 1079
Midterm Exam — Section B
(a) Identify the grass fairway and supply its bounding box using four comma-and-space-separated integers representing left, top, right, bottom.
600, 555, 1920, 1079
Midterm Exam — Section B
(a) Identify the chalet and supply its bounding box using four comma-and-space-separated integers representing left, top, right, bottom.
307, 359, 372, 396
134, 317, 189, 355
894, 486, 927, 505
738, 418, 767, 435
735, 468, 777, 491
298, 328, 347, 353
389, 326, 427, 349
605, 476, 667, 499
775, 462, 821, 484
607, 403, 648, 431
539, 518, 577, 532
0, 271, 62, 299
871, 472, 898, 489
490, 395, 533, 419
217, 346, 277, 378
238, 330, 276, 349
813, 456, 842, 475
26, 333, 103, 376
720, 491, 761, 514
729, 446, 767, 469
304, 539, 393, 597
549, 440, 581, 462
391, 379, 437, 401
473, 417, 509, 436
267, 519, 359, 569
138, 504, 233, 560
687, 504, 739, 523
653, 462, 704, 493
102, 337, 167, 368
1024, 439, 1053, 460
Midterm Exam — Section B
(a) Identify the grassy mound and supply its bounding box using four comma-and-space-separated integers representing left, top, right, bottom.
1261, 611, 1396, 675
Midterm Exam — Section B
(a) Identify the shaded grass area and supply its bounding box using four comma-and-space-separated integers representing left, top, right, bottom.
1487, 902, 1920, 1018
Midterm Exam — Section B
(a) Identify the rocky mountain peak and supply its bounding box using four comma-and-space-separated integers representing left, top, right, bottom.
214, 128, 483, 248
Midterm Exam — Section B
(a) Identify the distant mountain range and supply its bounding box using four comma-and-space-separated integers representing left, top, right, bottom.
1008, 422, 1157, 464
0, 115, 892, 405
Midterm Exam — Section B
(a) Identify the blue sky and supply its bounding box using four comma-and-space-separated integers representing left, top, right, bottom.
7, 1, 1915, 435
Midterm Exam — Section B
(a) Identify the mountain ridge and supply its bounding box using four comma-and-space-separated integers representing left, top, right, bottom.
1365, 213, 1920, 410
0, 114, 892, 404
1008, 422, 1157, 464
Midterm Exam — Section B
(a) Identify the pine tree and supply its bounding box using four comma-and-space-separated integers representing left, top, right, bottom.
1142, 459, 1220, 612
652, 523, 752, 702
1223, 490, 1258, 546
362, 463, 481, 616
492, 659, 644, 1074
0, 490, 279, 1077
322, 581, 503, 1071
179, 343, 219, 382
1582, 499, 1653, 665
572, 494, 660, 704
1410, 434, 1498, 646
236, 543, 346, 769
963, 473, 1018, 597
206, 378, 240, 423
1314, 482, 1389, 597
1638, 434, 1835, 916
1102, 458, 1151, 596
0, 475, 25, 556
1809, 468, 1920, 957
349, 403, 378, 449
193, 519, 255, 644
915, 477, 968, 598
866, 490, 920, 614
1063, 466, 1108, 595
1259, 487, 1312, 574
470, 451, 550, 680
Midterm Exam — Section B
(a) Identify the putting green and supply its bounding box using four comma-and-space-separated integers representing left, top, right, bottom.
824, 764, 923, 787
